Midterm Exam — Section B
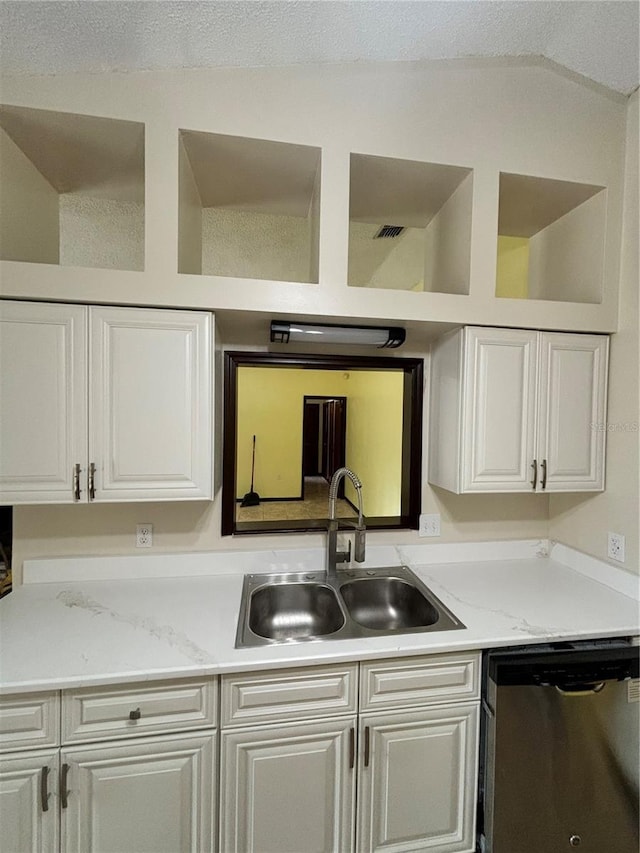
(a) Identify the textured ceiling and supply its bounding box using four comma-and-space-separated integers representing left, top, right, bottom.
1, 1, 638, 96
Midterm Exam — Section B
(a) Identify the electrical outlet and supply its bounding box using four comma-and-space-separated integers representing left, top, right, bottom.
419, 513, 441, 538
136, 524, 153, 548
607, 532, 625, 563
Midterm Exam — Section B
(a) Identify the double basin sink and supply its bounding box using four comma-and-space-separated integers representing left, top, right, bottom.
235, 565, 464, 647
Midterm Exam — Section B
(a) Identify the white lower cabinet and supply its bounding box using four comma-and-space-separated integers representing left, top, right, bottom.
357, 705, 479, 853
0, 749, 59, 853
61, 733, 216, 853
220, 718, 356, 853
1, 655, 481, 853
0, 677, 218, 853
221, 653, 481, 853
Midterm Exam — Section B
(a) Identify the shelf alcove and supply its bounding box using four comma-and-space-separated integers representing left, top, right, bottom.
0, 105, 145, 271
348, 153, 473, 294
178, 130, 321, 283
496, 172, 606, 304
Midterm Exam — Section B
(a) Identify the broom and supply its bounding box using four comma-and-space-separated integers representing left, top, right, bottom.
240, 435, 260, 507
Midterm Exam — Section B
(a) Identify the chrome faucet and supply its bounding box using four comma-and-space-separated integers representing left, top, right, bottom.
327, 467, 366, 577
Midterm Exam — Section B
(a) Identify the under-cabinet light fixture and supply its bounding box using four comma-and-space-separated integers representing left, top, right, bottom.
270, 321, 406, 348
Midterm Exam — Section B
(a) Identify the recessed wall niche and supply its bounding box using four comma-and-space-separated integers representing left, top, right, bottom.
496, 172, 606, 304
348, 153, 473, 294
0, 105, 145, 271
178, 130, 321, 283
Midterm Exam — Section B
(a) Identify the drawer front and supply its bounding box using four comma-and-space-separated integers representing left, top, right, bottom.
360, 652, 481, 711
62, 677, 217, 743
221, 664, 357, 727
0, 692, 60, 752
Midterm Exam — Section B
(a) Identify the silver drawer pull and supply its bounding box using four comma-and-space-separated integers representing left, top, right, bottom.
129, 707, 142, 721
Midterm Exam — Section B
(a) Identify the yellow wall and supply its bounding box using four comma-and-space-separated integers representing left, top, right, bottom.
496, 235, 529, 298
343, 371, 403, 516
236, 366, 403, 516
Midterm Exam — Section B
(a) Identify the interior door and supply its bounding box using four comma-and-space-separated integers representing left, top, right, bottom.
322, 398, 347, 487
302, 400, 321, 476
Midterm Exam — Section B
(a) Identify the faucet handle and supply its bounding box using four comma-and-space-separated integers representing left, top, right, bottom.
354, 525, 366, 563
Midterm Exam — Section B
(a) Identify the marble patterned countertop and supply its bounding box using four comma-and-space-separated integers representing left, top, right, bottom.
1, 540, 638, 694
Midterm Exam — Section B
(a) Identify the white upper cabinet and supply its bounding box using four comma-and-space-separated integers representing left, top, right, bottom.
0, 301, 213, 504
90, 307, 212, 501
428, 327, 608, 494
0, 301, 87, 504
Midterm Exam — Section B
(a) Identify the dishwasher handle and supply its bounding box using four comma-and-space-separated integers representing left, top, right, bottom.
553, 681, 606, 696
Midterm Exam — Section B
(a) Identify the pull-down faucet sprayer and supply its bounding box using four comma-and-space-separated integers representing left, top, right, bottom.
327, 467, 366, 577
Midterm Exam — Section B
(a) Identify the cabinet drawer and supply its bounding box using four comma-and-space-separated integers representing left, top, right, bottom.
221, 664, 357, 727
360, 652, 480, 711
62, 677, 217, 743
0, 692, 60, 752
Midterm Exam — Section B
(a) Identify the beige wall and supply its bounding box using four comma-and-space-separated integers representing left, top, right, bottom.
1, 60, 633, 578
423, 172, 472, 295
549, 91, 639, 573
59, 195, 144, 271
0, 127, 59, 264
0, 60, 627, 334
528, 191, 606, 304
201, 209, 311, 282
177, 137, 202, 275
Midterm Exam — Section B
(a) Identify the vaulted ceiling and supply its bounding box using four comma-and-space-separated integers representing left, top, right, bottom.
1, 1, 638, 97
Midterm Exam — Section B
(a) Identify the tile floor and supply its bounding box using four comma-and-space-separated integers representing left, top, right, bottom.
236, 476, 358, 523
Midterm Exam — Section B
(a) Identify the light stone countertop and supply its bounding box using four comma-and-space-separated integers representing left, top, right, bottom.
1, 541, 638, 694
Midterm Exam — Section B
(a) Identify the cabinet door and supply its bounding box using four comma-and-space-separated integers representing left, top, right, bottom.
221, 718, 356, 853
357, 704, 479, 853
0, 301, 87, 504
89, 307, 212, 501
0, 749, 59, 853
536, 333, 608, 491
61, 732, 215, 853
462, 328, 538, 492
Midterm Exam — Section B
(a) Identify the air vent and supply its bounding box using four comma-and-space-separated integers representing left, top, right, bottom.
374, 225, 405, 239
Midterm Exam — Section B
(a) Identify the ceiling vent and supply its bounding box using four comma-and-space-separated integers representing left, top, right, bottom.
374, 224, 405, 239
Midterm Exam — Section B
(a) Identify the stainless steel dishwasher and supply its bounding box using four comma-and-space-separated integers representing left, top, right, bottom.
478, 639, 639, 853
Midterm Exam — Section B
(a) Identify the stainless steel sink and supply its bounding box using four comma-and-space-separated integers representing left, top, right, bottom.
248, 581, 345, 641
340, 576, 439, 630
236, 566, 464, 647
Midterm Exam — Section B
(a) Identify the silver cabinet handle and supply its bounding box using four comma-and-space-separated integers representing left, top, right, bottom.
40, 765, 50, 813
73, 463, 82, 501
88, 462, 96, 501
541, 458, 547, 490
364, 726, 371, 768
61, 763, 70, 809
530, 459, 538, 491
349, 727, 355, 770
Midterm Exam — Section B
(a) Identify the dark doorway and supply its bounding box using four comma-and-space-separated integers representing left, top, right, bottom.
303, 396, 347, 497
